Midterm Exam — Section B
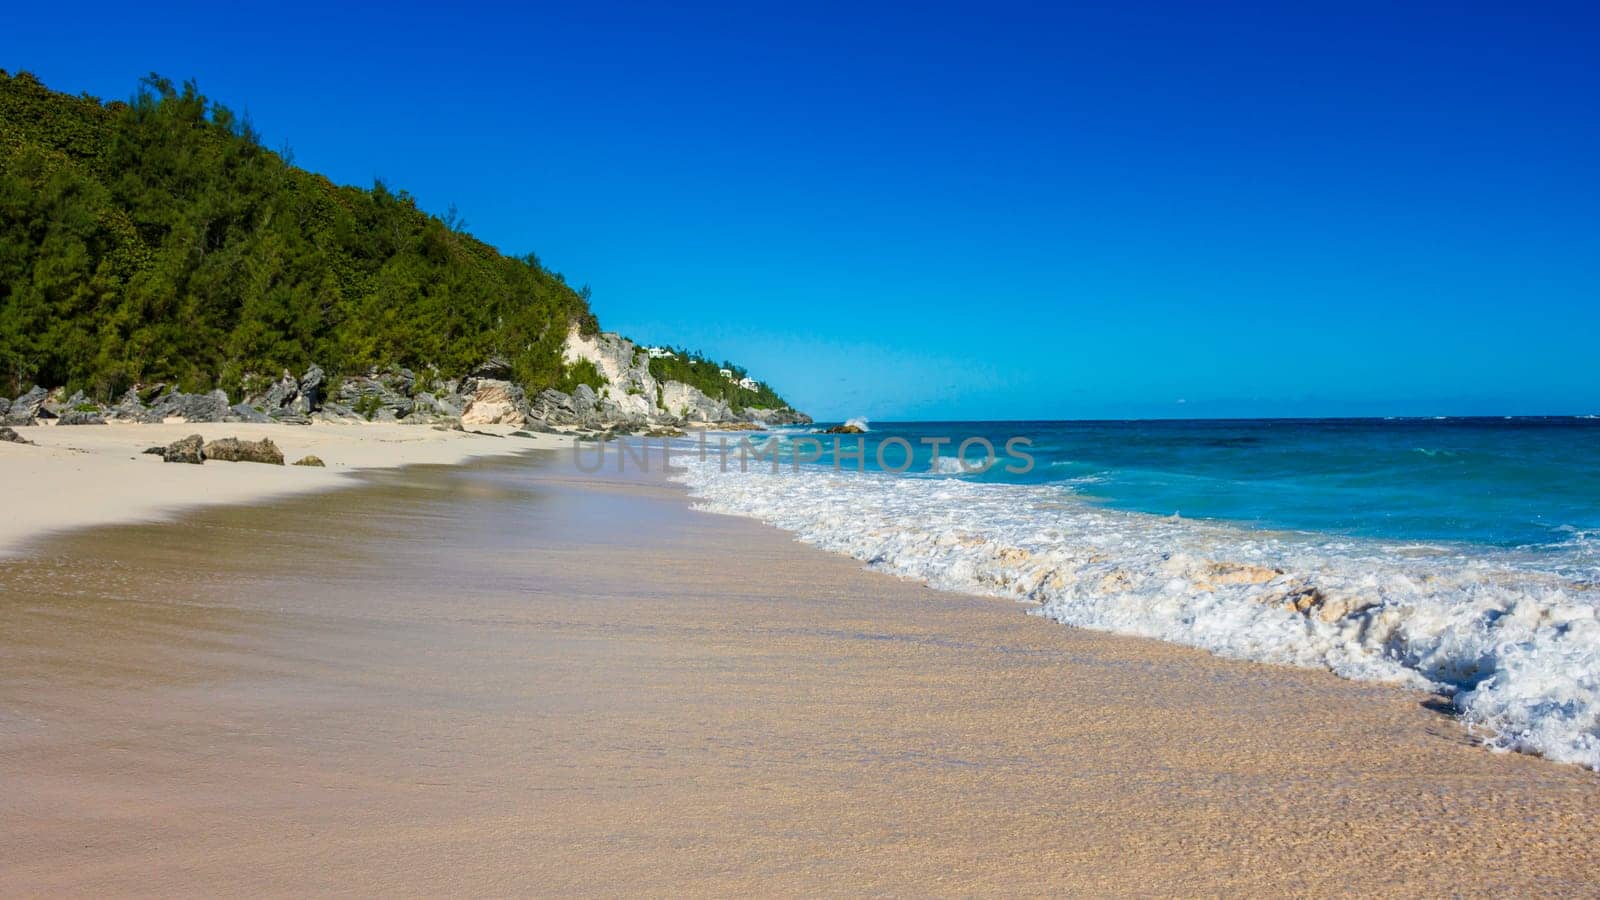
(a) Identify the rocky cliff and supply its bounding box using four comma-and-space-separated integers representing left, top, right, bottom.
544, 327, 809, 428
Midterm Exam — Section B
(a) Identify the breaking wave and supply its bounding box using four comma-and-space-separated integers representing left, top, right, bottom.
675, 459, 1600, 769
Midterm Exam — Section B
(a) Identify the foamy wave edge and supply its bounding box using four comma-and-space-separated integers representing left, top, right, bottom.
674, 459, 1600, 770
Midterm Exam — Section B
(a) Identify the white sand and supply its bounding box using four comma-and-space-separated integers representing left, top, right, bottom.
0, 420, 566, 557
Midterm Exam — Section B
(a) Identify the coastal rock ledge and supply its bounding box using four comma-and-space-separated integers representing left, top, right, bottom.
1, 326, 809, 434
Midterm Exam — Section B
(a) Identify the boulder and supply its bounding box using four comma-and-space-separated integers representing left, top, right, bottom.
247, 370, 299, 411
823, 423, 866, 434
333, 373, 413, 420
0, 397, 8, 417
202, 437, 285, 465
161, 434, 206, 464
570, 383, 598, 416
298, 364, 326, 395
0, 425, 31, 444
436, 394, 466, 417
401, 392, 464, 425
186, 390, 233, 423
530, 388, 579, 425
296, 364, 326, 413
108, 388, 149, 422
390, 367, 418, 395
57, 408, 107, 425
146, 389, 231, 423
5, 386, 48, 425
139, 391, 178, 422
460, 379, 528, 426
229, 403, 274, 424
292, 455, 326, 467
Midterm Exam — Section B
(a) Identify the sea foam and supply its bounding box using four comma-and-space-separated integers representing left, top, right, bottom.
675, 458, 1600, 769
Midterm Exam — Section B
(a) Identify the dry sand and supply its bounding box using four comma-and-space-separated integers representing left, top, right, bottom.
0, 421, 565, 557
2, 451, 1598, 895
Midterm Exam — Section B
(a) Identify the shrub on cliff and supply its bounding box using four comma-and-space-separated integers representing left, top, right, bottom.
645, 347, 788, 411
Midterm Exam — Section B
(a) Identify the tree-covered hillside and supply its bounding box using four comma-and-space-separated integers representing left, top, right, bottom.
0, 70, 599, 400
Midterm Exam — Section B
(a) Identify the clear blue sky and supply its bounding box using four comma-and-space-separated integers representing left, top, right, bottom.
6, 1, 1597, 420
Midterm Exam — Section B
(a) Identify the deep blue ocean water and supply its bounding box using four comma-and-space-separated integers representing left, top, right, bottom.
789, 417, 1600, 549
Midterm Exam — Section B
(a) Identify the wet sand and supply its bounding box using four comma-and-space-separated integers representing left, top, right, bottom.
2, 450, 1598, 895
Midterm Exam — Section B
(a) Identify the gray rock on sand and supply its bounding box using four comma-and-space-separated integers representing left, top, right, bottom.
295, 364, 326, 413
292, 455, 326, 467
260, 371, 299, 409
4, 386, 48, 425
201, 437, 285, 465
57, 408, 107, 425
0, 425, 32, 444
401, 392, 466, 425
229, 403, 274, 424
246, 366, 328, 418
144, 389, 231, 423
108, 388, 149, 422
161, 434, 206, 464
0, 397, 9, 418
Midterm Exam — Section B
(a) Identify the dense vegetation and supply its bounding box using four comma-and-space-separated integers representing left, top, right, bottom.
0, 70, 600, 400
646, 347, 788, 411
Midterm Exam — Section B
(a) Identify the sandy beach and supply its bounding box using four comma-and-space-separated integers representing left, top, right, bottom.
0, 421, 565, 557
2, 444, 1597, 895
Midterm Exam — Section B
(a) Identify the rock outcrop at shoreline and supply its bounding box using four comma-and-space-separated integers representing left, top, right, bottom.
160, 434, 205, 464
145, 434, 286, 465
2, 328, 810, 434
201, 437, 285, 465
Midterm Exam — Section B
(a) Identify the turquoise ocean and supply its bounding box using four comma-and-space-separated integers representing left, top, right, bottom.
672, 417, 1600, 768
